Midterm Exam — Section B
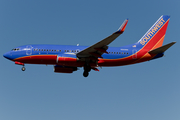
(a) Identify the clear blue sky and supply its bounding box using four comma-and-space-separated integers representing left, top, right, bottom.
0, 0, 180, 120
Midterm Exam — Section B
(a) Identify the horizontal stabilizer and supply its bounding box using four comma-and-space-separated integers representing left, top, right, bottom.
148, 42, 176, 54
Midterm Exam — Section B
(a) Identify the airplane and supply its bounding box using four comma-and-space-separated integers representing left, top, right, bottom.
3, 15, 176, 77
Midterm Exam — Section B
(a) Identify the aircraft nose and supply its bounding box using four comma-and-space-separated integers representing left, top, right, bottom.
3, 52, 12, 60
3, 52, 8, 58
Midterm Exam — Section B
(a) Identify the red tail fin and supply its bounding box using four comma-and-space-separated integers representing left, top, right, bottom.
137, 15, 170, 51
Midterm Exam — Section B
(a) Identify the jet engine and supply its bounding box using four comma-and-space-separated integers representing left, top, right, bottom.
54, 65, 77, 73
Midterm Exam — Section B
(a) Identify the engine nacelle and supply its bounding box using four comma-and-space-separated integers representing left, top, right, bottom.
54, 65, 77, 73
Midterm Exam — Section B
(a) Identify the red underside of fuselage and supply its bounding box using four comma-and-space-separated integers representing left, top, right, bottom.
13, 53, 155, 67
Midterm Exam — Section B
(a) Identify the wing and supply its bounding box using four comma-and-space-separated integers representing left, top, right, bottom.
77, 19, 128, 60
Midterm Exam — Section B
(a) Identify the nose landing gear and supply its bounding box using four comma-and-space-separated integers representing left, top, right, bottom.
15, 61, 26, 71
21, 66, 26, 71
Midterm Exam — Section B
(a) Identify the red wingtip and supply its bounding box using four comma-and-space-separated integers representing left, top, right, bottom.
115, 19, 128, 34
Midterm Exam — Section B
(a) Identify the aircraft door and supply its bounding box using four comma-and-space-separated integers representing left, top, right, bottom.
132, 49, 137, 59
26, 45, 32, 55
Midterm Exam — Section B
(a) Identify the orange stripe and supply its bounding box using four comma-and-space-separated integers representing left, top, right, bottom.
150, 35, 165, 50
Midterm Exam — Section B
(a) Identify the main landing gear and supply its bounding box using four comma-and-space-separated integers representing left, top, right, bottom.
83, 64, 91, 77
83, 71, 89, 77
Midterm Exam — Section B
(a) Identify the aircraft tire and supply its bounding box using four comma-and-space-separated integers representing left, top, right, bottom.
22, 67, 26, 71
83, 71, 89, 77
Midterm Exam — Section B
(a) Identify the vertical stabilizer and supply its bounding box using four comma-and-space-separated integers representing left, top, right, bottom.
137, 15, 170, 51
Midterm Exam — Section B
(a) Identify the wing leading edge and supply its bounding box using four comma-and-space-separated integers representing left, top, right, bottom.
76, 19, 128, 59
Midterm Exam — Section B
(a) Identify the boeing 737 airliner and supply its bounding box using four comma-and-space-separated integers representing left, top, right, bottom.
3, 15, 176, 77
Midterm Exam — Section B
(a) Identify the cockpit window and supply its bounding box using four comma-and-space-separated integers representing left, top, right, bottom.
12, 48, 20, 51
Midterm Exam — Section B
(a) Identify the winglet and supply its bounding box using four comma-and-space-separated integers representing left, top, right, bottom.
115, 19, 129, 34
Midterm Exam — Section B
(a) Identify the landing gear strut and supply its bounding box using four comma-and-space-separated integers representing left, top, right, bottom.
83, 64, 91, 77
15, 61, 25, 71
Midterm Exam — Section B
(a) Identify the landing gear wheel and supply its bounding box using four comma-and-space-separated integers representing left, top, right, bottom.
22, 67, 26, 71
83, 63, 91, 77
83, 71, 89, 77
